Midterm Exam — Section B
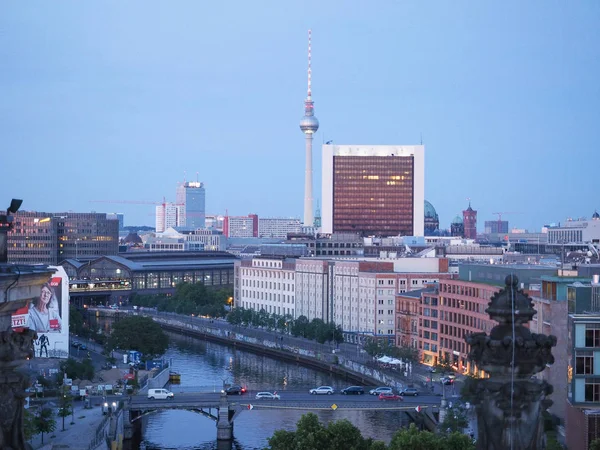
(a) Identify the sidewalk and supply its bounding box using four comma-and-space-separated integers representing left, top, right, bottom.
30, 401, 107, 450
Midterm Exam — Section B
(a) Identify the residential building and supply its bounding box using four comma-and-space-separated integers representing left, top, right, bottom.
235, 256, 297, 317
462, 202, 477, 240
224, 214, 258, 238
235, 254, 452, 343
155, 203, 183, 233
565, 276, 600, 450
287, 232, 364, 257
258, 217, 302, 238
8, 211, 119, 264
176, 181, 206, 229
321, 144, 425, 237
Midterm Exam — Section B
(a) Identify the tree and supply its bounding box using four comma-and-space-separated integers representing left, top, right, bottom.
23, 408, 36, 442
268, 413, 379, 450
57, 388, 73, 431
108, 316, 169, 359
34, 408, 56, 445
434, 358, 453, 375
439, 406, 469, 434
291, 315, 310, 338
591, 439, 600, 450
389, 424, 442, 450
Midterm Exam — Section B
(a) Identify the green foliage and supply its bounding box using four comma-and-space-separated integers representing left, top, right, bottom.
107, 315, 169, 359
34, 408, 56, 444
433, 358, 453, 374
590, 438, 600, 450
363, 337, 418, 362
23, 408, 36, 441
546, 434, 564, 450
439, 406, 469, 434
388, 423, 474, 450
57, 389, 73, 431
268, 412, 375, 450
130, 284, 233, 318
59, 358, 95, 381
69, 305, 85, 335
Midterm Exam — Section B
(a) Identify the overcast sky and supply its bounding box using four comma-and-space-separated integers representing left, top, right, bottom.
1, 1, 598, 230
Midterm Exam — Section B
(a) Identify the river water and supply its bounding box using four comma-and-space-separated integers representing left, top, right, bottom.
130, 331, 410, 450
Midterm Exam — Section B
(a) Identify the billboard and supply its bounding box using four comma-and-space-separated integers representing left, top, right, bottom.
26, 266, 70, 359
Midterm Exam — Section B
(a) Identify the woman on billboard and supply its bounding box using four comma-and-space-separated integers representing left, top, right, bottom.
28, 282, 62, 332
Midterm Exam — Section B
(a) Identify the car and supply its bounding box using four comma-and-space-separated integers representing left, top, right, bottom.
147, 388, 174, 400
309, 386, 334, 395
71, 342, 81, 348
80, 344, 87, 351
341, 386, 364, 395
255, 392, 280, 400
440, 377, 454, 385
369, 386, 393, 396
428, 367, 437, 373
378, 392, 403, 401
225, 385, 247, 395
399, 388, 419, 396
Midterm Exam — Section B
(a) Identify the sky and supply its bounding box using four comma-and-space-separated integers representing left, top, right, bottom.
1, 1, 599, 231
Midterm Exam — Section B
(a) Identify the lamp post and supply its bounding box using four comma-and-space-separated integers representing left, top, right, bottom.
0, 198, 23, 263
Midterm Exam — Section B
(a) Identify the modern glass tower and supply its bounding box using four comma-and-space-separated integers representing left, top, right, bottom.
176, 181, 206, 229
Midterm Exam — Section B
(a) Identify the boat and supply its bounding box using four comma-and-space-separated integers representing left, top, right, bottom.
169, 371, 181, 384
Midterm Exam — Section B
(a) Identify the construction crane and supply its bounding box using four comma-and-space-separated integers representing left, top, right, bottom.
90, 198, 182, 206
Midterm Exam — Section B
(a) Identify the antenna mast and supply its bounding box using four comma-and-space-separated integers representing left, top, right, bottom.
307, 29, 312, 99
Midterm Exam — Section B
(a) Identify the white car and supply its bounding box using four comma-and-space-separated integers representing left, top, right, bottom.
255, 392, 280, 400
309, 386, 334, 395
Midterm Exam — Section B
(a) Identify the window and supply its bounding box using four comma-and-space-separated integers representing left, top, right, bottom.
585, 380, 600, 402
586, 329, 600, 348
576, 352, 594, 375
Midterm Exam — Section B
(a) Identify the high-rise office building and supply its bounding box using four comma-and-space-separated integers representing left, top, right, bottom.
484, 220, 509, 234
463, 202, 477, 240
176, 181, 206, 229
321, 144, 425, 237
8, 211, 119, 264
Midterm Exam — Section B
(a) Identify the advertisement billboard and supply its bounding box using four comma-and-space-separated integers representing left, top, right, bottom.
28, 266, 70, 359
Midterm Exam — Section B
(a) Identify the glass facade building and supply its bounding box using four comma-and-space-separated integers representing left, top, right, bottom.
177, 181, 206, 229
321, 145, 425, 237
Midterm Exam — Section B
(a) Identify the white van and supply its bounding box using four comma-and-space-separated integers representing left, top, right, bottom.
147, 388, 174, 400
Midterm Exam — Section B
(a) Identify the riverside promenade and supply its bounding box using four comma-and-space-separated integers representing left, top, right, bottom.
97, 308, 457, 397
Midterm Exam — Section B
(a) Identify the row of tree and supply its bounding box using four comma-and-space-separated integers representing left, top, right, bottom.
130, 283, 233, 318
363, 337, 419, 363
226, 308, 344, 345
25, 388, 75, 445
268, 413, 475, 450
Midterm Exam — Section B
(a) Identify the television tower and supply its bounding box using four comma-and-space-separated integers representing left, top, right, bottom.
299, 29, 319, 227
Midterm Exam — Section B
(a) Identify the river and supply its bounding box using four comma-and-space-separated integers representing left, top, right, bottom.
130, 331, 411, 450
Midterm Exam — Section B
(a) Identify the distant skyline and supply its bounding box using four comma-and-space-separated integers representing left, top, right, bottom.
2, 1, 599, 231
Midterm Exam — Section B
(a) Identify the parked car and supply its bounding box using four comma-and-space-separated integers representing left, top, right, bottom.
225, 385, 247, 395
147, 388, 174, 400
369, 386, 393, 396
440, 377, 454, 385
309, 386, 334, 395
71, 342, 81, 348
399, 388, 419, 396
341, 386, 364, 395
255, 392, 280, 400
79, 344, 87, 351
378, 392, 403, 401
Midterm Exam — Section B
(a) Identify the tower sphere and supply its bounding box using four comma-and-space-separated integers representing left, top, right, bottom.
300, 115, 319, 134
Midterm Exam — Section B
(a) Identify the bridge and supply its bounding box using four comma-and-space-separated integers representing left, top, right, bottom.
124, 391, 441, 441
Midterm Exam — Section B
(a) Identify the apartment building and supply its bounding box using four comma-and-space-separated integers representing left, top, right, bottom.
235, 256, 297, 317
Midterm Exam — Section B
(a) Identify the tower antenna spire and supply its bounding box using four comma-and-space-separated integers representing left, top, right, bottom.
307, 29, 312, 99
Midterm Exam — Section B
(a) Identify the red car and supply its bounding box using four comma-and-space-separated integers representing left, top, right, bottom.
378, 392, 403, 401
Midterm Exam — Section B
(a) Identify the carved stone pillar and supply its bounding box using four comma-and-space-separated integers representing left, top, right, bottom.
464, 275, 557, 450
0, 328, 36, 450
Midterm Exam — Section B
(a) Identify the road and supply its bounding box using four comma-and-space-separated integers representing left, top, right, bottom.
130, 389, 442, 411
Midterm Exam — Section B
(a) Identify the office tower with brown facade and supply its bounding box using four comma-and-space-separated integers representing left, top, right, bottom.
321, 145, 425, 237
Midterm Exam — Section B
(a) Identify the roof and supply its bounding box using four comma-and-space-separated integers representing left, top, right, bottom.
95, 252, 237, 272
424, 200, 438, 219
61, 259, 86, 269
397, 286, 437, 298
452, 215, 463, 224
